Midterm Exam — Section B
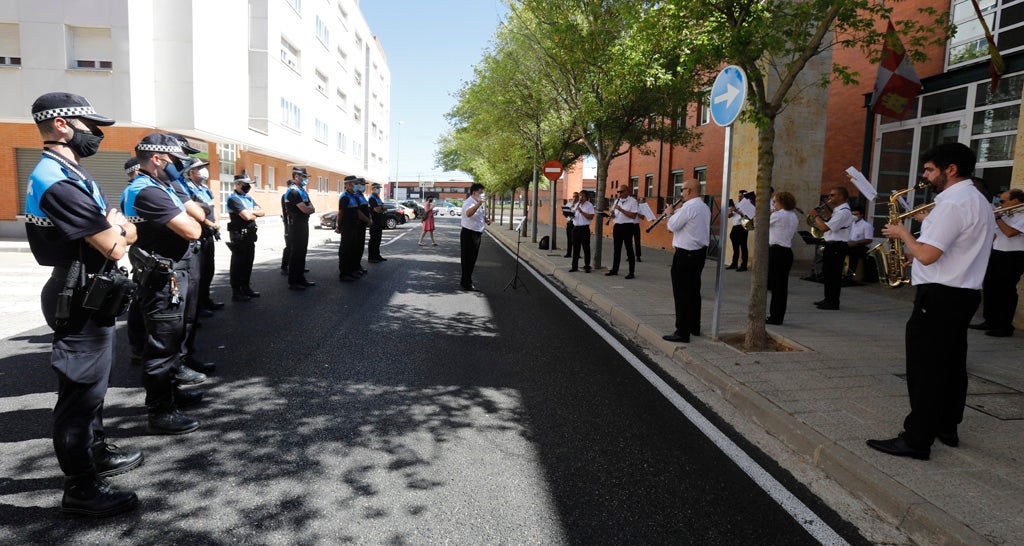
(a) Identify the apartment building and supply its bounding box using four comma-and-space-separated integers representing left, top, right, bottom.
0, 0, 391, 236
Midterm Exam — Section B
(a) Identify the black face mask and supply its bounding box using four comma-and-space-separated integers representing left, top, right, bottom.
241, 184, 252, 194
47, 124, 104, 158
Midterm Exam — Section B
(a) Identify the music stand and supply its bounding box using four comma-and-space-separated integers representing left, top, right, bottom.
504, 216, 530, 292
798, 230, 825, 282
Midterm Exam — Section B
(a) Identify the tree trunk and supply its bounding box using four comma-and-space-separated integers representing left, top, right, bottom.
743, 121, 776, 351
593, 157, 609, 269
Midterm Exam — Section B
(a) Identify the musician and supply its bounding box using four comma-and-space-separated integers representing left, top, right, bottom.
846, 206, 874, 281
726, 190, 754, 271
662, 179, 710, 343
971, 189, 1024, 337
868, 142, 996, 460
607, 186, 639, 278
569, 191, 594, 272
563, 192, 578, 258
808, 186, 853, 310
767, 192, 799, 325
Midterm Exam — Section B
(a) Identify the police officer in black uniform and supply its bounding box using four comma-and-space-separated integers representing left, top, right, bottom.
367, 182, 387, 262
25, 92, 141, 516
284, 166, 317, 289
227, 173, 265, 300
336, 176, 370, 281
121, 133, 204, 435
182, 158, 223, 313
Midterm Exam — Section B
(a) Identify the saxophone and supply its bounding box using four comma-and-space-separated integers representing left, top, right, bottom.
868, 181, 934, 288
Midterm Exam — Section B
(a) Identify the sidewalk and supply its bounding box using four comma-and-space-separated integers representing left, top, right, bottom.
488, 224, 1023, 546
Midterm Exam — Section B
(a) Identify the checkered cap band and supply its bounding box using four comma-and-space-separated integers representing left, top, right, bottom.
137, 143, 184, 154
125, 164, 141, 175
32, 106, 99, 123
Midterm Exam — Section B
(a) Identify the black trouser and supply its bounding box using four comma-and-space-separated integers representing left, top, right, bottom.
41, 277, 113, 477
339, 224, 361, 275
671, 247, 707, 336
902, 284, 980, 449
460, 227, 483, 287
564, 220, 574, 254
729, 225, 748, 268
198, 234, 216, 305
571, 224, 591, 269
821, 241, 848, 305
287, 220, 310, 284
181, 242, 202, 359
632, 223, 642, 260
134, 267, 190, 410
368, 221, 384, 259
982, 249, 1024, 329
767, 244, 794, 321
281, 216, 290, 271
230, 240, 256, 293
610, 223, 635, 274
357, 224, 368, 266
846, 245, 868, 278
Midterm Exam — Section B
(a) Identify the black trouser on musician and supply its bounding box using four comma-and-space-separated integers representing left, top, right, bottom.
564, 220, 573, 256
728, 225, 748, 268
610, 223, 635, 275
821, 241, 848, 306
460, 227, 483, 288
571, 224, 591, 270
767, 244, 793, 322
981, 249, 1024, 331
671, 247, 706, 337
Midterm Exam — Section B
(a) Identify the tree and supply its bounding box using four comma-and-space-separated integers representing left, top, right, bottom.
660, 0, 949, 350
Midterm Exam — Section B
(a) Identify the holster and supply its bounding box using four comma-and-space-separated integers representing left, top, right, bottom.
129, 246, 173, 291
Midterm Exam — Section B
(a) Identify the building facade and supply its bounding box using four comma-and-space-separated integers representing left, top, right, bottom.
0, 0, 390, 235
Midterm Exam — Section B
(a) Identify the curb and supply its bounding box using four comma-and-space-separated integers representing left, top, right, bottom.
489, 228, 992, 546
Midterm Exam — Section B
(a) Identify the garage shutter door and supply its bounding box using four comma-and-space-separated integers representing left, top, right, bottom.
15, 149, 133, 214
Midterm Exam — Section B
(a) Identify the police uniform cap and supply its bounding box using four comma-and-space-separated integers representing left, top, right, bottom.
136, 133, 190, 160
124, 157, 140, 176
292, 167, 309, 178
234, 173, 253, 184
165, 133, 201, 155
31, 92, 115, 126
371, 183, 381, 189
183, 157, 210, 172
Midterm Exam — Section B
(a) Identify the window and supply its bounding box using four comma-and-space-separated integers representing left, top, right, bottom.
699, 89, 711, 125
218, 143, 237, 177
253, 164, 263, 190
285, 0, 302, 14
337, 43, 347, 62
353, 105, 361, 123
66, 26, 113, 70
629, 176, 639, 198
355, 34, 363, 52
315, 70, 328, 95
694, 167, 707, 195
315, 15, 330, 47
280, 38, 300, 72
338, 131, 347, 152
948, 0, 1024, 69
281, 97, 301, 130
645, 174, 654, 197
0, 24, 21, 67
354, 69, 362, 86
268, 166, 276, 191
315, 118, 329, 143
671, 170, 684, 198
336, 88, 347, 110
338, 3, 349, 22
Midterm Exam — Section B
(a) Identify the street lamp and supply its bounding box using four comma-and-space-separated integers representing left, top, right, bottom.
393, 120, 405, 183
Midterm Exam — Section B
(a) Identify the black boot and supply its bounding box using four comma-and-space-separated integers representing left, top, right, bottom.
147, 407, 200, 435
174, 387, 204, 408
93, 442, 144, 478
61, 475, 138, 517
174, 364, 207, 386
181, 356, 215, 375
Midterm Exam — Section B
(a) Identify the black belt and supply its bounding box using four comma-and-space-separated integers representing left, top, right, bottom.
674, 247, 706, 256
823, 241, 849, 247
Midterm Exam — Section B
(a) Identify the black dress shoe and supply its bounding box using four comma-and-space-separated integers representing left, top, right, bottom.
288, 284, 306, 290
232, 292, 251, 302
61, 476, 138, 518
736, 267, 748, 272
563, 253, 571, 258
174, 388, 204, 408
304, 268, 310, 273
244, 288, 260, 297
813, 299, 827, 306
937, 430, 959, 447
636, 256, 642, 262
985, 328, 1014, 337
968, 321, 992, 330
624, 273, 635, 279
280, 268, 289, 276
93, 442, 144, 478
866, 436, 930, 460
766, 317, 784, 325
568, 268, 579, 272
181, 357, 215, 375
584, 266, 591, 273
300, 280, 317, 287
368, 258, 381, 263
174, 366, 207, 386
816, 302, 840, 310
605, 271, 618, 276
202, 301, 225, 310
147, 408, 200, 435
198, 308, 215, 318
460, 284, 478, 292
690, 330, 701, 337
662, 333, 690, 343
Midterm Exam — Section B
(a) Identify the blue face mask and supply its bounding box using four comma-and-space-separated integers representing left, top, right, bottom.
300, 179, 308, 187
356, 184, 365, 192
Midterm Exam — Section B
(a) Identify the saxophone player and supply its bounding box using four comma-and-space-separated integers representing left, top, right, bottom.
808, 186, 853, 310
868, 142, 996, 460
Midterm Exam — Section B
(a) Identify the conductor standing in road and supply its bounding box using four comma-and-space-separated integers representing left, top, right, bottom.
663, 179, 710, 344
868, 142, 996, 460
26, 92, 142, 517
460, 183, 491, 291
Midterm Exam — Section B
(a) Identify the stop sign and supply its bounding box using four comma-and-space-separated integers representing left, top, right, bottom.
543, 160, 563, 181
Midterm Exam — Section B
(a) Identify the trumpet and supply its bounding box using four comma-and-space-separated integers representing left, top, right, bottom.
646, 197, 684, 233
994, 201, 1024, 217
868, 180, 930, 288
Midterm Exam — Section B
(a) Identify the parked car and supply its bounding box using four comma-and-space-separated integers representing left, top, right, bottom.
399, 200, 426, 219
432, 201, 461, 216
318, 204, 407, 230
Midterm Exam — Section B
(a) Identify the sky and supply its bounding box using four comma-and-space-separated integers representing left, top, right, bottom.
361, 1, 509, 184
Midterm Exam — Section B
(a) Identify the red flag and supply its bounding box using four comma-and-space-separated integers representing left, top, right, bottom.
870, 21, 922, 119
970, 0, 1006, 93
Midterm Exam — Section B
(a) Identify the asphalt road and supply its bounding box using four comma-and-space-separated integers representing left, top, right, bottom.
0, 217, 867, 544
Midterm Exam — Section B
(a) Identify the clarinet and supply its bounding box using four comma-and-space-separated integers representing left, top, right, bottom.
605, 197, 620, 225
646, 198, 685, 233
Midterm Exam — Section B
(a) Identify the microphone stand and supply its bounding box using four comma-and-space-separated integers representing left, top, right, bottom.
504, 217, 530, 293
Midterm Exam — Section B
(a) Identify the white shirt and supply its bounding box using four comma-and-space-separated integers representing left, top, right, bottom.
731, 198, 755, 226
993, 209, 1024, 252
461, 195, 487, 232
573, 201, 595, 226
824, 203, 853, 242
850, 218, 874, 244
610, 196, 640, 224
667, 197, 710, 250
769, 209, 799, 248
913, 180, 996, 289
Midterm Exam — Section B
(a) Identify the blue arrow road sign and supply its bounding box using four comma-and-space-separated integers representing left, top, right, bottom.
710, 65, 747, 127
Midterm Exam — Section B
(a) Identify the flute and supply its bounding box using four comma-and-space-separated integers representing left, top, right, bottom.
646, 198, 685, 233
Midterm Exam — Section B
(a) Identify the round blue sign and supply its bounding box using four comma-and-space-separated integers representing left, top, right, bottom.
710, 65, 747, 127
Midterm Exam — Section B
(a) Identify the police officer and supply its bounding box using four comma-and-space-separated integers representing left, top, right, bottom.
337, 176, 370, 281
227, 173, 265, 300
25, 92, 142, 517
121, 133, 204, 435
367, 182, 387, 263
182, 158, 223, 313
355, 178, 372, 272
284, 166, 316, 289
280, 169, 301, 276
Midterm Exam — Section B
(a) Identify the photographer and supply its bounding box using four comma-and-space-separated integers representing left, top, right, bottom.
25, 92, 141, 517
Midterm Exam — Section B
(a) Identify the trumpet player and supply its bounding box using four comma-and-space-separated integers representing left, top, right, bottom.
726, 190, 755, 271
868, 142, 995, 461
971, 189, 1024, 337
808, 186, 853, 310
607, 186, 639, 278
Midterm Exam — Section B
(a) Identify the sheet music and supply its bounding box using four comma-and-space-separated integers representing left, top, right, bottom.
845, 167, 877, 201
639, 203, 656, 221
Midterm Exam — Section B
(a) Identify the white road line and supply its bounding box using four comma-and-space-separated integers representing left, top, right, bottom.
489, 232, 848, 546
